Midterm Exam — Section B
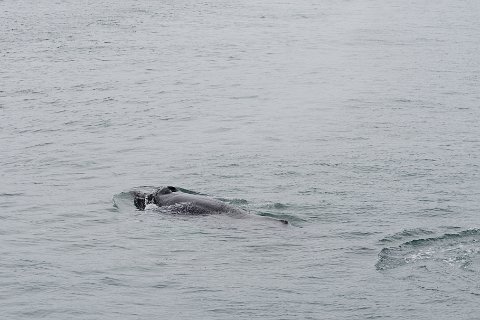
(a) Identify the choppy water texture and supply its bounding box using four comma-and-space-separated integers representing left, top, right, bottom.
1, 0, 480, 319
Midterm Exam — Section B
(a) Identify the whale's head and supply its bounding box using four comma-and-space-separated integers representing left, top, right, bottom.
133, 187, 178, 210
133, 192, 154, 210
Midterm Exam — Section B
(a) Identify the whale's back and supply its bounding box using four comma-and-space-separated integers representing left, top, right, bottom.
155, 192, 245, 215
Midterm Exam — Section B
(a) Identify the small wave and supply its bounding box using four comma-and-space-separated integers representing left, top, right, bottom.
376, 229, 480, 271
0, 192, 25, 197
227, 198, 249, 205
379, 228, 435, 243
261, 202, 289, 210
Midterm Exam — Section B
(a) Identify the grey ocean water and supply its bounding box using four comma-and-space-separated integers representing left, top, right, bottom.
1, 0, 480, 319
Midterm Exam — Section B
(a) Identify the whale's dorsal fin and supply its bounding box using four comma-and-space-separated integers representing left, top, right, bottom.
158, 186, 178, 195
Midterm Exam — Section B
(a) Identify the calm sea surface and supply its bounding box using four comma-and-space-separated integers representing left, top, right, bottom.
1, 0, 480, 319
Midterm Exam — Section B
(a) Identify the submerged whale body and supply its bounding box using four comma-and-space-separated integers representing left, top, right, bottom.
132, 186, 288, 224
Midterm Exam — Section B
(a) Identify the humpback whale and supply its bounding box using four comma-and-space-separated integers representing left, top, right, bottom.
132, 186, 288, 224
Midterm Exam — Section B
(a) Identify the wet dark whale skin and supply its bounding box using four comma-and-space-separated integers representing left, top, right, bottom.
134, 186, 247, 215
133, 186, 288, 224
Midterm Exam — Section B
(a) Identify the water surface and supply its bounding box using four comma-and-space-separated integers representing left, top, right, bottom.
1, 0, 480, 319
